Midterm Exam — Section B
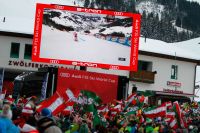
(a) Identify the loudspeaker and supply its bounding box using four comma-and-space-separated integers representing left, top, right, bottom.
132, 86, 137, 93
117, 76, 129, 100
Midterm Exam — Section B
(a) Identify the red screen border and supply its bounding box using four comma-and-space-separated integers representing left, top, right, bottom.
32, 3, 141, 71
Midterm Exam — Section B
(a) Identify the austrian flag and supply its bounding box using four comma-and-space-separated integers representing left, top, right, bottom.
144, 104, 166, 118
37, 88, 77, 115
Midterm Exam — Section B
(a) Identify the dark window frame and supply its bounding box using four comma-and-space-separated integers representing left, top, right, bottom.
171, 65, 178, 80
24, 44, 32, 60
10, 42, 20, 58
138, 60, 153, 71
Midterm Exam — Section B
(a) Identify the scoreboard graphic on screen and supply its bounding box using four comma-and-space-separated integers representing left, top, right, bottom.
32, 3, 141, 71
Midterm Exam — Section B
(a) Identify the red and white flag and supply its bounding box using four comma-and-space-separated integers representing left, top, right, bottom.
62, 105, 73, 116
169, 117, 178, 129
37, 92, 66, 115
144, 104, 166, 118
173, 101, 185, 128
126, 93, 137, 103
37, 88, 77, 115
165, 111, 175, 124
166, 112, 175, 118
4, 95, 14, 104
163, 101, 173, 109
110, 104, 122, 117
18, 123, 38, 133
97, 105, 109, 113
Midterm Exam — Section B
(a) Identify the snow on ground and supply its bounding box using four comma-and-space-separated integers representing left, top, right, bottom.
0, 0, 84, 34
40, 25, 130, 66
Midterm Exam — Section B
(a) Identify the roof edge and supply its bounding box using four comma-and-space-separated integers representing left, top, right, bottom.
139, 50, 200, 64
0, 30, 33, 38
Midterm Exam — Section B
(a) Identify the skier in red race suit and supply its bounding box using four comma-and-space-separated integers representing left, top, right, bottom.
74, 32, 78, 41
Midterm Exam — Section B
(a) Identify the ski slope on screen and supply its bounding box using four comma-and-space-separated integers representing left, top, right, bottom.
40, 25, 130, 66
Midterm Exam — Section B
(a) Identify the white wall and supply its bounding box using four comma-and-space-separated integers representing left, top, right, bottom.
0, 35, 196, 96
0, 35, 74, 71
87, 67, 129, 77
129, 55, 196, 95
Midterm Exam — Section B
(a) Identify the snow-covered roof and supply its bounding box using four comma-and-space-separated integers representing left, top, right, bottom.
0, 0, 83, 34
0, 17, 34, 34
0, 0, 200, 62
139, 37, 200, 62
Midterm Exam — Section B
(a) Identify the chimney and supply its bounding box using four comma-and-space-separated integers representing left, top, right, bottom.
3, 17, 5, 22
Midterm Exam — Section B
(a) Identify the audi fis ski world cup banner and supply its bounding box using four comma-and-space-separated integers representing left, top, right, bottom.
32, 4, 141, 71
56, 68, 118, 103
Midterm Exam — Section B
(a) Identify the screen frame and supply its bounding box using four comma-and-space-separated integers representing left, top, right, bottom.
32, 3, 141, 71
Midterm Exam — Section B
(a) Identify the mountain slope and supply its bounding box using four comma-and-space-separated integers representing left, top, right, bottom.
83, 0, 200, 42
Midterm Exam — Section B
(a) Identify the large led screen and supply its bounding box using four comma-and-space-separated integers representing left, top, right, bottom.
32, 4, 141, 71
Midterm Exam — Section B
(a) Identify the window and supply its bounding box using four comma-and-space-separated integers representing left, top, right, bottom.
10, 42, 20, 58
138, 60, 152, 71
24, 44, 32, 59
171, 65, 178, 80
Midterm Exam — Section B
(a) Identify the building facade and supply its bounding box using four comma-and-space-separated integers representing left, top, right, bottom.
0, 31, 198, 103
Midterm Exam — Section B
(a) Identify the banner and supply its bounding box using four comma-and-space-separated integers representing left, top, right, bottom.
57, 68, 118, 103
40, 73, 49, 101
0, 68, 5, 93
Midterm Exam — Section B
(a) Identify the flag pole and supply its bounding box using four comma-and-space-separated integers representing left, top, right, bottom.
51, 73, 55, 96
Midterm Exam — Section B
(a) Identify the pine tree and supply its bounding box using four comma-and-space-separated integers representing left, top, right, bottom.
84, 0, 90, 7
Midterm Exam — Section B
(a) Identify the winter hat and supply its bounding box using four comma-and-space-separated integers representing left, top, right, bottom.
41, 108, 52, 118
1, 104, 12, 119
4, 95, 14, 104
22, 104, 34, 116
157, 117, 161, 121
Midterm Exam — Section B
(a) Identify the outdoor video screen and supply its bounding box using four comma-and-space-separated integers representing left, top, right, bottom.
32, 4, 141, 71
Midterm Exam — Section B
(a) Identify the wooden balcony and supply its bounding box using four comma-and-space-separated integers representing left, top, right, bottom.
129, 70, 156, 84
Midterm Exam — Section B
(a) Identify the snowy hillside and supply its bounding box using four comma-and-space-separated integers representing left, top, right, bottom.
136, 1, 164, 19
40, 25, 131, 66
43, 9, 132, 37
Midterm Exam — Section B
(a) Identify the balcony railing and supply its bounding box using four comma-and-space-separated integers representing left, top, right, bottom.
129, 70, 156, 84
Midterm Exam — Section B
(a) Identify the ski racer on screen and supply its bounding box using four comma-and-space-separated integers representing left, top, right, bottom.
74, 31, 78, 41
